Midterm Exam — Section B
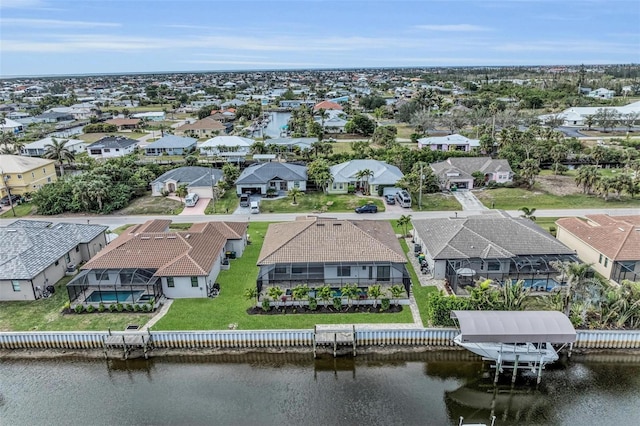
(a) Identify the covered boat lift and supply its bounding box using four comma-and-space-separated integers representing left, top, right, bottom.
451, 311, 576, 384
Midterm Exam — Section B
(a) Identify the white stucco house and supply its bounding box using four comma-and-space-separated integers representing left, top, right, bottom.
235, 162, 307, 195
417, 134, 480, 152
328, 159, 404, 194
86, 136, 138, 159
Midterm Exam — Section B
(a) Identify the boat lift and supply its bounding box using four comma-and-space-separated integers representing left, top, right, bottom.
451, 311, 577, 384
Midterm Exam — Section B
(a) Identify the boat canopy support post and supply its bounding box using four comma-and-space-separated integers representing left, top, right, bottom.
511, 354, 519, 384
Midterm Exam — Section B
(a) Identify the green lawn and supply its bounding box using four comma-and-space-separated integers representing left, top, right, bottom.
410, 193, 461, 211
260, 193, 384, 213
0, 276, 153, 331
476, 187, 640, 210
154, 221, 414, 330
0, 202, 35, 218
205, 189, 239, 214
115, 193, 183, 215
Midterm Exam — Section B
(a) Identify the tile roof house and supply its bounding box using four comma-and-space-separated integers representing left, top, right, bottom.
175, 117, 227, 138
430, 157, 513, 190
67, 219, 248, 303
313, 100, 343, 112
235, 162, 307, 195
417, 134, 479, 152
105, 118, 141, 131
144, 135, 197, 156
0, 220, 108, 301
328, 159, 404, 194
556, 214, 640, 284
412, 211, 578, 293
151, 166, 223, 198
86, 136, 138, 159
256, 216, 410, 293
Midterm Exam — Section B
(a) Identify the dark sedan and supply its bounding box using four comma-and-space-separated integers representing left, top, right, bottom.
355, 204, 378, 213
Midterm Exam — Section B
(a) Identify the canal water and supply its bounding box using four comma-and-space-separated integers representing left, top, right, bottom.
252, 111, 291, 138
2, 351, 640, 425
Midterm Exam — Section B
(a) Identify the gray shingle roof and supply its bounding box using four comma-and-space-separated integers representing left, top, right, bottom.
236, 162, 307, 185
0, 220, 108, 280
412, 212, 574, 260
151, 166, 223, 188
431, 157, 513, 178
87, 136, 138, 149
329, 159, 404, 185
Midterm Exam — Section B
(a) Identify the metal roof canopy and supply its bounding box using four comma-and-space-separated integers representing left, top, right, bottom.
451, 310, 576, 344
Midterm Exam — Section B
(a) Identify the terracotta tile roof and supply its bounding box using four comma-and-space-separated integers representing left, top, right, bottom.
177, 117, 226, 131
556, 214, 640, 261
257, 216, 406, 265
313, 100, 343, 111
136, 219, 171, 233
82, 220, 247, 276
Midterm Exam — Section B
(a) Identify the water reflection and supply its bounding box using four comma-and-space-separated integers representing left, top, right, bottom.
2, 351, 640, 425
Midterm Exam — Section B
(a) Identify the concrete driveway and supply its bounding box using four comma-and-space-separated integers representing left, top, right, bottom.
179, 197, 210, 215
453, 190, 488, 211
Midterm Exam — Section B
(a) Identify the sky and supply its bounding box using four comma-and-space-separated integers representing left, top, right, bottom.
1, 0, 639, 77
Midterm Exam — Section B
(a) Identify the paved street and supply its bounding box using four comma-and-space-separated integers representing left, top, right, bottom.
3, 207, 639, 230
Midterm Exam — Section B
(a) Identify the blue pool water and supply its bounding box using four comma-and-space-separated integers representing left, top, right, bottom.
85, 290, 143, 303
520, 278, 561, 291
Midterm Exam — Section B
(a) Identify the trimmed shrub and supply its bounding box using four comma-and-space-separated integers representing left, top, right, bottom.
109, 304, 117, 312
98, 303, 105, 313
133, 304, 141, 312
261, 298, 271, 312
124, 304, 133, 312
86, 304, 95, 313
116, 303, 124, 312
308, 297, 318, 311
381, 298, 390, 311
74, 304, 84, 314
333, 297, 342, 311
63, 301, 71, 311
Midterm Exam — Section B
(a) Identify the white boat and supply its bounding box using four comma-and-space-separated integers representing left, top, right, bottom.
453, 335, 559, 367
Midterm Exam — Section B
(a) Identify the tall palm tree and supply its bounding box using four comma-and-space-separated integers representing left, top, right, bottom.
44, 138, 75, 176
519, 159, 540, 189
175, 183, 188, 203
397, 214, 412, 237
550, 261, 593, 317
355, 169, 374, 195
575, 165, 600, 194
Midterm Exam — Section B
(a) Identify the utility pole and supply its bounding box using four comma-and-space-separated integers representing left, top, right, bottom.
418, 163, 423, 210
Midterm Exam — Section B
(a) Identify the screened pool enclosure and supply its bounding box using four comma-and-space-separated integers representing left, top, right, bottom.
67, 268, 163, 307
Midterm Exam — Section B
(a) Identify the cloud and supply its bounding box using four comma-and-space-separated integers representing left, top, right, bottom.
0, 18, 121, 28
414, 24, 490, 32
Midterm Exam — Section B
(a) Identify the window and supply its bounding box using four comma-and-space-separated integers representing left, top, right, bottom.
47, 177, 51, 183
103, 149, 110, 153
377, 266, 391, 281
31, 172, 35, 178
17, 174, 22, 179
599, 254, 603, 264
487, 261, 501, 271
42, 168, 46, 174
12, 281, 20, 292
115, 149, 120, 152
339, 183, 344, 189
292, 266, 304, 274
54, 260, 59, 266
90, 149, 101, 155
337, 266, 351, 277
191, 277, 199, 287
65, 253, 70, 262
604, 258, 609, 267
75, 246, 80, 252
167, 277, 175, 287
294, 181, 300, 188
275, 266, 287, 274
436, 144, 443, 150
332, 183, 337, 189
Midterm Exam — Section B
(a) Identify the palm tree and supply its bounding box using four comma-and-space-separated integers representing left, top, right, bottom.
287, 187, 303, 205
519, 159, 540, 189
367, 284, 383, 308
498, 279, 531, 311
316, 284, 333, 309
575, 165, 600, 194
340, 283, 359, 309
355, 169, 374, 195
519, 206, 537, 221
243, 287, 259, 306
267, 286, 284, 310
44, 138, 75, 176
250, 141, 267, 155
175, 183, 188, 203
397, 214, 412, 238
550, 143, 568, 175
388, 285, 406, 307
550, 260, 593, 317
291, 284, 310, 309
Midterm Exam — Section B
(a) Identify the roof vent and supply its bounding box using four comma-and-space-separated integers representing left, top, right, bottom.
333, 223, 342, 226
140, 236, 150, 240
167, 235, 177, 239
185, 234, 191, 239
317, 223, 325, 227
618, 227, 625, 232
7, 229, 16, 233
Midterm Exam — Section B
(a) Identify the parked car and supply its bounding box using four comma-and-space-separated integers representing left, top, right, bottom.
384, 194, 396, 205
239, 193, 250, 207
355, 204, 378, 213
0, 194, 20, 206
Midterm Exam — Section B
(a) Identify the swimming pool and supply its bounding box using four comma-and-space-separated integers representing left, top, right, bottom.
520, 278, 561, 292
85, 290, 143, 303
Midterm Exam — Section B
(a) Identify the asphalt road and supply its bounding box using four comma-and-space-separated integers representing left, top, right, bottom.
3, 207, 639, 230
